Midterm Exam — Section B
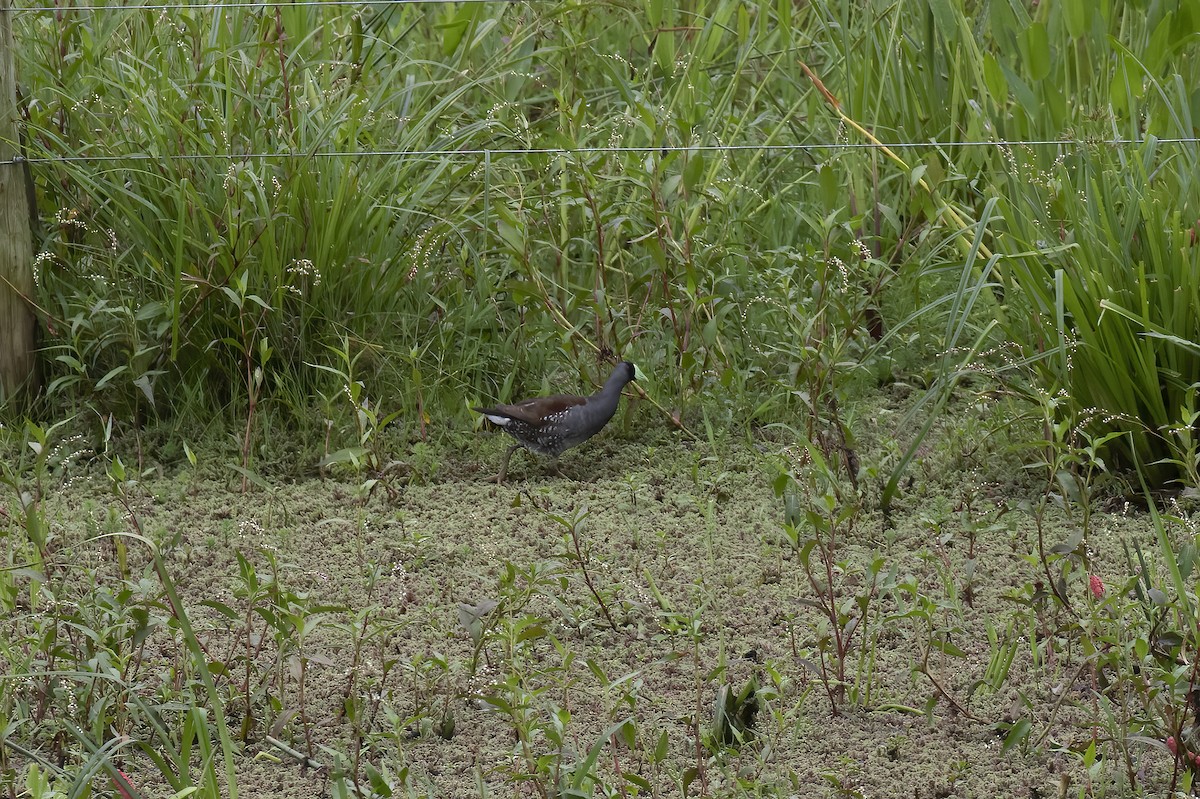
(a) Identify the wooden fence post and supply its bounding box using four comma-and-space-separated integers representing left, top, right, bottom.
0, 0, 37, 400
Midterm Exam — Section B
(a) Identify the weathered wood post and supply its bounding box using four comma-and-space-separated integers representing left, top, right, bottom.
0, 0, 36, 400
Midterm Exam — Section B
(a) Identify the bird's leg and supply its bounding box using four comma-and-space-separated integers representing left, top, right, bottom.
495, 444, 520, 484
550, 457, 566, 479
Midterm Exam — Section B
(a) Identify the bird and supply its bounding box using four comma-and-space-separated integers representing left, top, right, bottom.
473, 361, 646, 483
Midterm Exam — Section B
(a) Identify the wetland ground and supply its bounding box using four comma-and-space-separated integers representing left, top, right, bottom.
2, 388, 1190, 798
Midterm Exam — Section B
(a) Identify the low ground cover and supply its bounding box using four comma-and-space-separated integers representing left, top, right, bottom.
2, 387, 1195, 798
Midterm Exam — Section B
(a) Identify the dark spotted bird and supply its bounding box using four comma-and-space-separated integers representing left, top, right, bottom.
474, 361, 646, 483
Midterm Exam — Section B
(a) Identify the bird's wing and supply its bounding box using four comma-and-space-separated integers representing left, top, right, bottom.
482, 394, 587, 426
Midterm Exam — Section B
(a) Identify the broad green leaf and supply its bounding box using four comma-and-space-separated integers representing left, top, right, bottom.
982, 52, 1008, 103
926, 0, 958, 38
1025, 22, 1050, 81
1063, 0, 1087, 38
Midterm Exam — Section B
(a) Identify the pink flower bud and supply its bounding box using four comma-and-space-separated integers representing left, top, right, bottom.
1089, 574, 1105, 599
1168, 736, 1178, 756
113, 771, 136, 799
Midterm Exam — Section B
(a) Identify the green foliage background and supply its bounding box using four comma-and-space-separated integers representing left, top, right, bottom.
13, 0, 1200, 477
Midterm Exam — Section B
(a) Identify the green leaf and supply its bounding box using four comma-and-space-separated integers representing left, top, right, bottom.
926, 0, 958, 38
1002, 718, 1031, 753
682, 151, 705, 192
682, 767, 698, 796
1063, 0, 1087, 38
1146, 12, 1174, 74
226, 463, 270, 491
439, 4, 475, 57
317, 448, 368, 468
498, 219, 525, 255
818, 163, 840, 209
1040, 80, 1066, 128
365, 763, 393, 797
654, 729, 669, 762
133, 373, 156, 405
199, 600, 239, 620
654, 30, 675, 73
999, 59, 1038, 112
647, 0, 663, 29
702, 2, 732, 62
95, 365, 128, 391
571, 718, 634, 790
1025, 22, 1050, 81
933, 637, 966, 657
625, 774, 653, 791
516, 623, 546, 642
982, 53, 1007, 103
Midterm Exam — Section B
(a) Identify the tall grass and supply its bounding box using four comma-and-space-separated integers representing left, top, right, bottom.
10, 0, 1200, 480
976, 4, 1200, 482
995, 138, 1200, 479
6, 3, 911, 432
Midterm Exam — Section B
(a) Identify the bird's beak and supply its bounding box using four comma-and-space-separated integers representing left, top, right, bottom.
633, 364, 648, 382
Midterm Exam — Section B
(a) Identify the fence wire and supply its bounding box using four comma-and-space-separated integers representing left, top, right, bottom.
3, 138, 1198, 167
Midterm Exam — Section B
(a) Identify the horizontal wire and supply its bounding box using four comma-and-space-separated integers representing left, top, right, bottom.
15, 0, 512, 11
3, 138, 1198, 166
